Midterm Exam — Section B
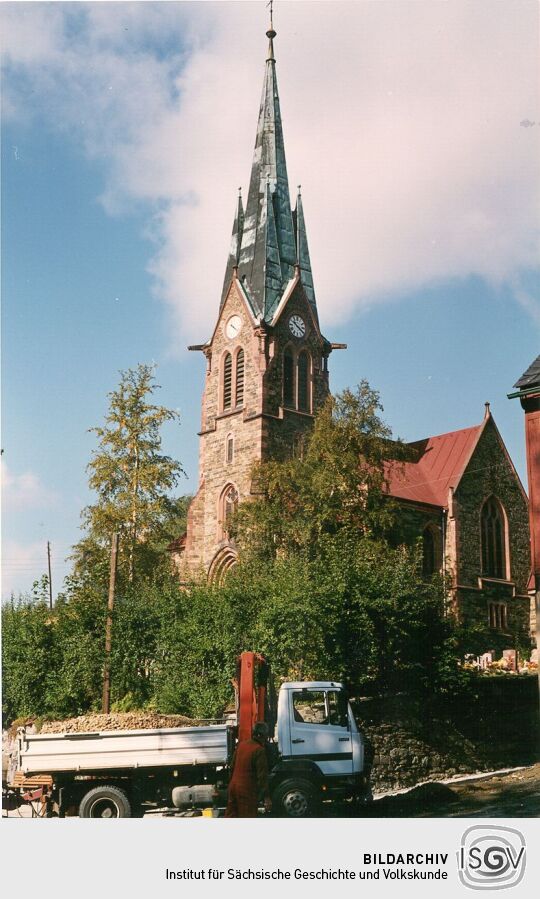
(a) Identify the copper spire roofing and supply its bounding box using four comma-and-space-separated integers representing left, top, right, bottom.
220, 19, 316, 321
385, 422, 485, 508
221, 190, 244, 307
293, 187, 317, 319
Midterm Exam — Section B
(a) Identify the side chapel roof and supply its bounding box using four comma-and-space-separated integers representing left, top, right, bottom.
384, 423, 485, 508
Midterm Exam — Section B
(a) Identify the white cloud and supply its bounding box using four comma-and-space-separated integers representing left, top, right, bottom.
513, 282, 540, 325
2, 1, 539, 345
1, 460, 57, 510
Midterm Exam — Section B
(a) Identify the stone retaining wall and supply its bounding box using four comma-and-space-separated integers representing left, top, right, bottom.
353, 677, 540, 792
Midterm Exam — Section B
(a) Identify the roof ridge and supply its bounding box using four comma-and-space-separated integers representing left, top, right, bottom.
407, 421, 483, 447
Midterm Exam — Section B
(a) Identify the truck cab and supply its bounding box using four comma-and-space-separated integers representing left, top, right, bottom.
270, 681, 369, 816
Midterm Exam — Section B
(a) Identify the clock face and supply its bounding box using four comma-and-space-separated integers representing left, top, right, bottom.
225, 315, 242, 340
289, 314, 306, 338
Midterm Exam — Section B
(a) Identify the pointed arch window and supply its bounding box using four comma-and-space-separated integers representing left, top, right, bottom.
220, 484, 239, 539
481, 496, 507, 579
283, 348, 295, 407
235, 349, 245, 406
297, 350, 310, 413
223, 353, 233, 410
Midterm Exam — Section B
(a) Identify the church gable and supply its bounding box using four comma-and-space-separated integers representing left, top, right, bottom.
270, 275, 322, 337
384, 410, 531, 647
455, 414, 529, 594
204, 281, 261, 428
209, 278, 257, 349
263, 279, 329, 422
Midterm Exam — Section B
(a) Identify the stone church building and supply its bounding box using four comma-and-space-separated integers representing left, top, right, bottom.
170, 22, 532, 652
385, 408, 531, 653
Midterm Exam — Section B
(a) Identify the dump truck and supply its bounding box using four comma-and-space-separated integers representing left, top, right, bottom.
5, 652, 370, 818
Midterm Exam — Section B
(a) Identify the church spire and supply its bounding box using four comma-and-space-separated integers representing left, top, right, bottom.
220, 188, 244, 308
234, 11, 297, 320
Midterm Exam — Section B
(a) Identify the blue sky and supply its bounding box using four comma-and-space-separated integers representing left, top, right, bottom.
2, 1, 539, 598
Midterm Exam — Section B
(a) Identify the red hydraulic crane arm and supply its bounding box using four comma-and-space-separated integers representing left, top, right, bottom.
236, 651, 271, 743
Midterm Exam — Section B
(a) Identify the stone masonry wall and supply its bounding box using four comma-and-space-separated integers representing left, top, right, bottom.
353, 677, 539, 792
454, 418, 530, 639
391, 504, 443, 552
195, 282, 263, 571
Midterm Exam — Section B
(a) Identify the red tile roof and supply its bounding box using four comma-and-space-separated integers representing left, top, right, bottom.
384, 422, 484, 508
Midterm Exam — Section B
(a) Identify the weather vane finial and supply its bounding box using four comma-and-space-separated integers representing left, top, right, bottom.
266, 0, 276, 60
267, 0, 274, 31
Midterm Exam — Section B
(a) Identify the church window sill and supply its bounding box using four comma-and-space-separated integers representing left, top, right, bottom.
477, 576, 516, 598
216, 405, 245, 422
479, 576, 514, 586
280, 405, 314, 419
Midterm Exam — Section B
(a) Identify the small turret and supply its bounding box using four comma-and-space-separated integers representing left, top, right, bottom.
293, 186, 317, 319
221, 189, 244, 308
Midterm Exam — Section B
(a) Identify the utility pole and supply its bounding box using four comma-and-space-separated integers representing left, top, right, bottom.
102, 533, 119, 715
47, 541, 53, 609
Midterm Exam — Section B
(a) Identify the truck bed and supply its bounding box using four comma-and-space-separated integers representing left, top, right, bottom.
13, 724, 231, 777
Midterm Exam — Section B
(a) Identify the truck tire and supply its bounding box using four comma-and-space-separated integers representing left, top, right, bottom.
272, 778, 317, 818
78, 785, 131, 819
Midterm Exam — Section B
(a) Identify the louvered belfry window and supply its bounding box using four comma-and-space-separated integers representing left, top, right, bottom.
283, 348, 295, 406
223, 353, 232, 409
297, 351, 310, 412
481, 496, 506, 579
235, 349, 245, 406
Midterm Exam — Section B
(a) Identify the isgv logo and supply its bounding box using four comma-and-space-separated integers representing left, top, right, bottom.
458, 826, 526, 890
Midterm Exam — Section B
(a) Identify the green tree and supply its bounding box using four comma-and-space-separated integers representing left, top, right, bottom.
236, 381, 409, 561
2, 597, 56, 724
72, 364, 186, 585
42, 587, 107, 718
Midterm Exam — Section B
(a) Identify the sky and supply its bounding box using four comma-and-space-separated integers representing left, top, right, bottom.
1, 0, 539, 599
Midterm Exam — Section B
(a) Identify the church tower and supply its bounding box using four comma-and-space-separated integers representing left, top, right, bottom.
176, 17, 334, 581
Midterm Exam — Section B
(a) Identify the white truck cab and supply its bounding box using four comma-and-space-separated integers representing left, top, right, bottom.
270, 681, 368, 816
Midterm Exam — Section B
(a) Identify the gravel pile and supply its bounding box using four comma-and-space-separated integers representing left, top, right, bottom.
40, 712, 213, 734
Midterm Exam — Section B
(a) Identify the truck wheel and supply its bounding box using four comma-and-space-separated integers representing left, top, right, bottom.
78, 785, 131, 819
273, 778, 317, 818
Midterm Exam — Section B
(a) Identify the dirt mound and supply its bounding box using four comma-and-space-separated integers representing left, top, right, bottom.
7, 717, 38, 738
40, 711, 213, 734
